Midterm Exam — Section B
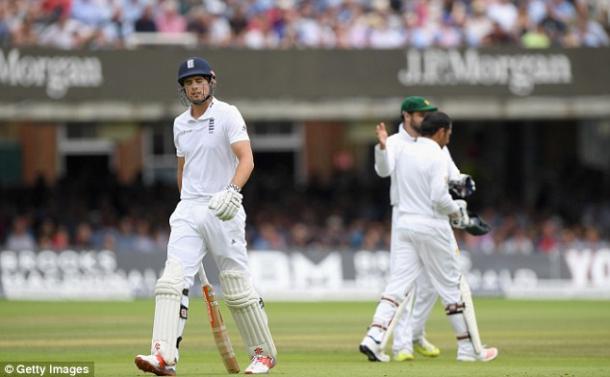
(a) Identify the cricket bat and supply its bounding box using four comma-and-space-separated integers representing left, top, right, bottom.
379, 287, 416, 351
198, 264, 240, 374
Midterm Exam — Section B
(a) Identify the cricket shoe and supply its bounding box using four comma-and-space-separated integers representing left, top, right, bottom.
457, 345, 498, 362
393, 350, 414, 362
134, 354, 176, 376
413, 338, 440, 357
359, 335, 390, 362
244, 355, 276, 374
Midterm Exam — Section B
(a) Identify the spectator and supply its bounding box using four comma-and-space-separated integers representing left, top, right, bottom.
572, 13, 609, 47
549, 0, 577, 25
71, 0, 111, 27
8, 4, 40, 47
540, 0, 568, 44
487, 0, 519, 33
74, 222, 95, 248
155, 0, 186, 33
559, 227, 583, 250
3, 0, 610, 49
38, 12, 92, 49
52, 225, 70, 250
528, 0, 548, 25
369, 13, 405, 48
521, 22, 551, 48
435, 18, 463, 48
0, 4, 10, 47
133, 220, 156, 253
134, 3, 157, 32
208, 10, 232, 46
6, 216, 36, 251
41, 0, 72, 22
482, 21, 518, 45
101, 231, 116, 250
115, 216, 135, 252
289, 222, 313, 249
1, 175, 609, 254
465, 0, 494, 46
186, 6, 209, 44
252, 222, 288, 250
121, 0, 146, 36
537, 218, 560, 254
582, 225, 605, 249
229, 3, 248, 43
38, 218, 57, 246
321, 215, 347, 248
361, 223, 387, 251
502, 227, 535, 254
152, 225, 169, 251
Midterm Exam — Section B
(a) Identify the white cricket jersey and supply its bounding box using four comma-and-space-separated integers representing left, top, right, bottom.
173, 98, 249, 199
374, 124, 460, 206
393, 137, 459, 221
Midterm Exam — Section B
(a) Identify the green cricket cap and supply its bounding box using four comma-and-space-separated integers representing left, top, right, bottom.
400, 96, 437, 113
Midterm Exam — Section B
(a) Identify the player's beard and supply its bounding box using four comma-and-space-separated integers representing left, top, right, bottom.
411, 120, 422, 134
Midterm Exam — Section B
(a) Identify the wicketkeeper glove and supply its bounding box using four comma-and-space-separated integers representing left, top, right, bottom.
449, 199, 470, 229
464, 214, 491, 236
209, 185, 243, 221
449, 174, 476, 198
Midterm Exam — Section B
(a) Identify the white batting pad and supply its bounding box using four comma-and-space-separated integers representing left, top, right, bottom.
220, 271, 277, 358
151, 258, 184, 365
460, 275, 483, 354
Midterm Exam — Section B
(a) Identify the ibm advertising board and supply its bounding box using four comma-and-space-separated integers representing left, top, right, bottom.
1, 47, 609, 120
1, 248, 609, 300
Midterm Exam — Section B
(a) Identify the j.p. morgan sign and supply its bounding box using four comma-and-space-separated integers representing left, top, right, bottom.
0, 46, 606, 115
398, 49, 573, 96
0, 49, 103, 99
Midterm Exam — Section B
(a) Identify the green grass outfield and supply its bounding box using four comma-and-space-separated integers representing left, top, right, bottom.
1, 299, 610, 377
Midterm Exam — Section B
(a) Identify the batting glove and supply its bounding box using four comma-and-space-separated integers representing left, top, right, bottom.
449, 199, 471, 229
209, 185, 243, 221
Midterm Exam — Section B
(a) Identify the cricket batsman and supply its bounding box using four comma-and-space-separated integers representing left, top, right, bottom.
135, 57, 277, 375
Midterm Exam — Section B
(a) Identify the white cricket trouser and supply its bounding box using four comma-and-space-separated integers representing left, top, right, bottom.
371, 215, 460, 330
389, 209, 439, 353
392, 272, 438, 353
167, 198, 250, 290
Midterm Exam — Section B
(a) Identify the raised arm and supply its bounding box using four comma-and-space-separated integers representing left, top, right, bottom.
374, 122, 394, 177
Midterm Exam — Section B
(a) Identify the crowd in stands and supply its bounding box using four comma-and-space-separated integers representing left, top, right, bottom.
1, 171, 608, 254
1, 0, 609, 50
